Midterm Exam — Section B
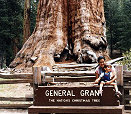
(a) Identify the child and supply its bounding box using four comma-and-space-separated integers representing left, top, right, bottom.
94, 63, 122, 96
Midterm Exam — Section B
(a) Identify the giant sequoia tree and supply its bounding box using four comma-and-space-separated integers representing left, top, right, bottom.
10, 0, 110, 71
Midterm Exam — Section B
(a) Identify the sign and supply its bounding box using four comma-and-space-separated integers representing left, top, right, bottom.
34, 86, 119, 106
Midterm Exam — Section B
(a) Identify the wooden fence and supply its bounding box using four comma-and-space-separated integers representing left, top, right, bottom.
123, 70, 131, 110
0, 72, 33, 108
0, 64, 130, 111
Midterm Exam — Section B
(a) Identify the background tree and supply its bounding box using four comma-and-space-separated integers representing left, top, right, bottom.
104, 0, 131, 57
23, 0, 38, 43
23, 0, 31, 43
0, 0, 23, 67
0, 0, 38, 68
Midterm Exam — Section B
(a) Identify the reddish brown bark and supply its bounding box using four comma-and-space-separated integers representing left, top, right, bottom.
10, 0, 110, 72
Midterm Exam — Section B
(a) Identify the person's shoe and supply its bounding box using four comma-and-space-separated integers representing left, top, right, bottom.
116, 91, 122, 96
115, 91, 122, 100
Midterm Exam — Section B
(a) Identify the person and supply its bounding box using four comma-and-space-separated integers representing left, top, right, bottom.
94, 56, 122, 96
94, 63, 122, 96
95, 56, 116, 82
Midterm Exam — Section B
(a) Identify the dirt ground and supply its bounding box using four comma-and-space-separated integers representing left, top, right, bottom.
0, 83, 33, 98
0, 82, 33, 114
0, 109, 28, 114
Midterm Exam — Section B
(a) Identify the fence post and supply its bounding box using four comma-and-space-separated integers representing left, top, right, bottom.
123, 65, 130, 109
32, 66, 42, 104
115, 65, 124, 105
115, 65, 123, 86
32, 66, 42, 85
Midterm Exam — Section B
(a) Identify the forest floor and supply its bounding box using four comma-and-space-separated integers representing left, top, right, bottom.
0, 82, 33, 114
0, 109, 28, 114
0, 83, 33, 98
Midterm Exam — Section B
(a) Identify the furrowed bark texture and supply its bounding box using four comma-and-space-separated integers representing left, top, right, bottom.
68, 0, 109, 63
10, 0, 109, 71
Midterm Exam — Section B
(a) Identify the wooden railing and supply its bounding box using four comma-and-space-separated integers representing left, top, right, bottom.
0, 72, 33, 108
123, 70, 131, 110
0, 62, 130, 111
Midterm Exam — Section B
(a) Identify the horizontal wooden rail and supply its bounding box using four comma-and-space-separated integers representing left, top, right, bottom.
125, 110, 131, 114
106, 57, 124, 64
45, 76, 96, 82
42, 71, 95, 77
0, 104, 32, 109
0, 73, 33, 79
0, 79, 33, 84
125, 95, 131, 99
0, 97, 33, 101
125, 104, 131, 110
123, 86, 131, 89
123, 71, 131, 76
124, 83, 131, 86
0, 70, 9, 73
54, 63, 97, 68
125, 98, 131, 101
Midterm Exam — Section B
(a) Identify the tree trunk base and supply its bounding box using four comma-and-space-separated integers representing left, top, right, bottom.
10, 0, 110, 72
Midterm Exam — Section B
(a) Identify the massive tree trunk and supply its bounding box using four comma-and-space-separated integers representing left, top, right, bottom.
10, 0, 110, 72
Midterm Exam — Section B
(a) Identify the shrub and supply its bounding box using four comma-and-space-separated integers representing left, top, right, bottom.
118, 49, 131, 70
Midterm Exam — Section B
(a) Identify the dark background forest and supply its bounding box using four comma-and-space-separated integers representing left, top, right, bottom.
0, 0, 130, 68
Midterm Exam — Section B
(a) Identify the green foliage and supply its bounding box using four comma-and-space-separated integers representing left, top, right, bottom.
0, 0, 38, 68
104, 0, 131, 54
118, 49, 131, 70
0, 0, 23, 67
